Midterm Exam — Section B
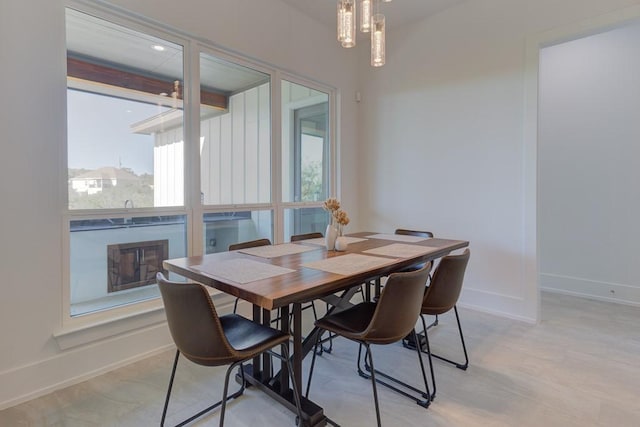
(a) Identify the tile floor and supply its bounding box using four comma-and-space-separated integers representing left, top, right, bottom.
1, 292, 639, 426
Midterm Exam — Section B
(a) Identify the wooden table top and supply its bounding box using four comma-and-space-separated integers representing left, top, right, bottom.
163, 231, 469, 310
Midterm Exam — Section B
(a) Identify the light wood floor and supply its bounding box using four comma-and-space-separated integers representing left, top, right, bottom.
1, 292, 639, 426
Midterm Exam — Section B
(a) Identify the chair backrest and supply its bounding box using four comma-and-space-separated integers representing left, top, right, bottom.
363, 263, 432, 344
157, 273, 238, 366
395, 228, 434, 238
290, 232, 323, 242
422, 249, 470, 315
228, 238, 271, 251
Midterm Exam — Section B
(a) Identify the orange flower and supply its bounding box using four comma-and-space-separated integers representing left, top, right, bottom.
323, 197, 341, 212
333, 209, 350, 226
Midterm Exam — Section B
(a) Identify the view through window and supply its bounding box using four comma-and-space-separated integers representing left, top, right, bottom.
65, 8, 335, 319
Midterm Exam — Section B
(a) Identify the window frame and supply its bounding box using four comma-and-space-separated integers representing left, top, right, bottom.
61, 1, 338, 332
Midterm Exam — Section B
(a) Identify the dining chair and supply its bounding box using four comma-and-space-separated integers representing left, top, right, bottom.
290, 232, 324, 243
394, 228, 434, 273
305, 264, 433, 427
290, 232, 330, 353
392, 228, 440, 344
417, 249, 470, 400
367, 228, 434, 305
228, 238, 272, 314
156, 273, 303, 427
290, 232, 322, 319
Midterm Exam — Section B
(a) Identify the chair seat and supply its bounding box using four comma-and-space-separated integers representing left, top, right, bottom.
397, 261, 428, 273
315, 302, 377, 339
221, 313, 289, 353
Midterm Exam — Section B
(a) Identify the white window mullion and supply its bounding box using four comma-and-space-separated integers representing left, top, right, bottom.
187, 41, 202, 257
272, 72, 283, 243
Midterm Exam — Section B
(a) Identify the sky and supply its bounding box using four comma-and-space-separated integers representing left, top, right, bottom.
67, 89, 167, 175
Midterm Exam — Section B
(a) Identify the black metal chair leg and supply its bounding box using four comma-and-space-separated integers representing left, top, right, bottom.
364, 344, 382, 427
321, 303, 333, 354
411, 329, 432, 402
280, 345, 304, 426
453, 306, 469, 369
305, 330, 322, 398
161, 349, 180, 427
419, 319, 437, 400
420, 306, 469, 370
356, 342, 430, 408
162, 351, 246, 427
219, 360, 245, 426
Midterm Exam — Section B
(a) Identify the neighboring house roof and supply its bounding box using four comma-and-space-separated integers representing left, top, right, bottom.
71, 167, 140, 182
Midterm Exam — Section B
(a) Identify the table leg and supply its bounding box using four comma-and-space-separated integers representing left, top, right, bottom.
292, 302, 303, 393
262, 308, 272, 380
252, 304, 261, 379
279, 304, 290, 392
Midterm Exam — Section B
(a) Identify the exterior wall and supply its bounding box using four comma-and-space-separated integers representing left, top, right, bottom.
200, 83, 271, 205
154, 128, 184, 207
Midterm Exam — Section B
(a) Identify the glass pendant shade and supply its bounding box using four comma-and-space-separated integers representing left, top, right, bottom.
337, 1, 346, 42
360, 0, 371, 33
341, 0, 356, 48
371, 14, 385, 67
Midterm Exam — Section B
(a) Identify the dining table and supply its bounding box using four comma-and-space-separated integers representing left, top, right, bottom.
163, 231, 469, 426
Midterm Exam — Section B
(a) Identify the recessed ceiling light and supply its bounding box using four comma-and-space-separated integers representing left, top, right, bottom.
152, 45, 166, 52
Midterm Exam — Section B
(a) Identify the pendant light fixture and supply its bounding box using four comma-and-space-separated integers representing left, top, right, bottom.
360, 0, 371, 33
338, 0, 389, 66
371, 13, 385, 67
337, 1, 356, 47
337, 1, 345, 42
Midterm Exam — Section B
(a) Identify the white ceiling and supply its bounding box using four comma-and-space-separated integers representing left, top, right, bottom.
279, 0, 466, 30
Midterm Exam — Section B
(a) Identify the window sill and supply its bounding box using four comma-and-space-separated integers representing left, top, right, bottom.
54, 304, 168, 350
54, 288, 230, 350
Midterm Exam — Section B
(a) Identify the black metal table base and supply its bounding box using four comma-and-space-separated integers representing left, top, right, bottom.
236, 365, 327, 427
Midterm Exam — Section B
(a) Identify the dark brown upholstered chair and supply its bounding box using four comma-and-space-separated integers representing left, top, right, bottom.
157, 273, 302, 427
394, 228, 434, 273
228, 238, 272, 251
394, 228, 434, 238
419, 249, 470, 400
290, 232, 328, 351
289, 232, 322, 326
290, 232, 324, 242
228, 238, 272, 313
306, 264, 433, 427
393, 229, 439, 333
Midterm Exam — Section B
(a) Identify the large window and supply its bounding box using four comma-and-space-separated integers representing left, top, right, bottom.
64, 7, 335, 322
281, 81, 332, 239
66, 8, 187, 317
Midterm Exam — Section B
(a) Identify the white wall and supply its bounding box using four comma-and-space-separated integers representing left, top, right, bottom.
539, 23, 640, 306
357, 0, 640, 321
0, 0, 357, 409
5, 0, 640, 410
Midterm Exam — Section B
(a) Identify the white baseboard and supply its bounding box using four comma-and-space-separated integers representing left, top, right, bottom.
0, 293, 241, 411
540, 273, 640, 307
0, 324, 173, 411
458, 287, 537, 323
